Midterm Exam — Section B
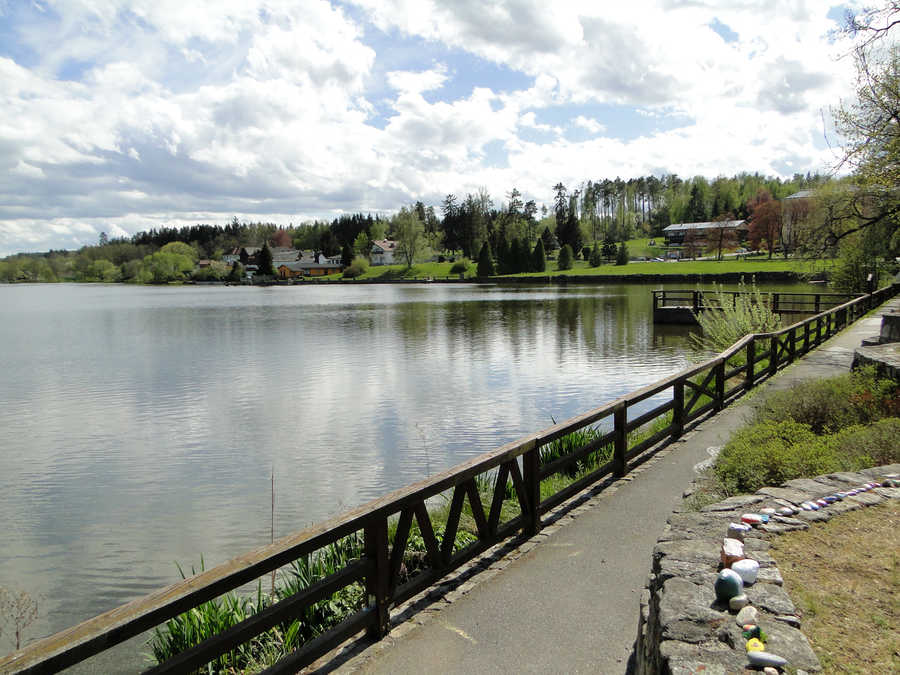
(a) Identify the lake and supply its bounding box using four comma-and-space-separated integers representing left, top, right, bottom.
0, 280, 798, 668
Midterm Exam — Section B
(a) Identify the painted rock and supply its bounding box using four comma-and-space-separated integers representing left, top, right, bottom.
728, 522, 751, 541
735, 604, 758, 626
763, 668, 779, 675
760, 514, 770, 523
742, 624, 762, 640
801, 502, 813, 511
816, 499, 828, 507
760, 507, 776, 515
810, 501, 820, 510
721, 537, 745, 567
824, 495, 837, 503
747, 651, 788, 668
715, 568, 744, 603
729, 593, 749, 612
777, 507, 794, 516
746, 637, 765, 652
741, 513, 763, 525
732, 558, 760, 585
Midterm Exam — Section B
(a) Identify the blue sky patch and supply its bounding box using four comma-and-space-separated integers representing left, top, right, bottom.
709, 18, 738, 43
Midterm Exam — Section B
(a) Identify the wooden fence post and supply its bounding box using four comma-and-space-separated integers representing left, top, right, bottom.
745, 337, 756, 390
523, 447, 541, 536
715, 360, 725, 411
672, 381, 685, 438
365, 517, 390, 640
613, 405, 627, 478
769, 335, 779, 377
788, 327, 796, 363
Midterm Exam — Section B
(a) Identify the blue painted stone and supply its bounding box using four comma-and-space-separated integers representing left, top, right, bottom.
715, 568, 744, 603
824, 495, 837, 503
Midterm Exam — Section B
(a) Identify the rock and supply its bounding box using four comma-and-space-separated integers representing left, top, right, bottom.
777, 507, 794, 516
735, 604, 758, 626
816, 499, 828, 506
824, 495, 837, 503
721, 537, 745, 567
732, 558, 760, 585
715, 568, 744, 603
729, 593, 749, 611
741, 513, 763, 525
774, 614, 801, 628
727, 522, 751, 541
747, 651, 788, 668
800, 501, 813, 510
760, 507, 776, 515
746, 637, 765, 652
763, 668, 779, 675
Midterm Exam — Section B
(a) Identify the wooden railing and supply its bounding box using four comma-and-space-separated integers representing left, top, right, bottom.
2, 283, 897, 675
652, 289, 858, 316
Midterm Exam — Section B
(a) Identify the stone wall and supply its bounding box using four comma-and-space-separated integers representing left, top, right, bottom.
634, 464, 900, 674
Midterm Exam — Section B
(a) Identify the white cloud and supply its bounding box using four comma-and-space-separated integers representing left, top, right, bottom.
573, 116, 605, 134
0, 0, 865, 255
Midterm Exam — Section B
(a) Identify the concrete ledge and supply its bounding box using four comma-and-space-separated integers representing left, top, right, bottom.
634, 464, 900, 675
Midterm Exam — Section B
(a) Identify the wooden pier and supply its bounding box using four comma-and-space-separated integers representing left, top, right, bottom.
652, 289, 859, 324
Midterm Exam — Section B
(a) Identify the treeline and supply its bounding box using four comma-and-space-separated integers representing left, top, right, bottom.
0, 171, 824, 283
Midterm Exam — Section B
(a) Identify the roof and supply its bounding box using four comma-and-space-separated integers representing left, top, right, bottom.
663, 220, 746, 232
278, 260, 343, 271
785, 190, 814, 200
270, 247, 300, 262
371, 239, 397, 252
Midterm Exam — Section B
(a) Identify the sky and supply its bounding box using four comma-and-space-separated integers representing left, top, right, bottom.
0, 0, 865, 256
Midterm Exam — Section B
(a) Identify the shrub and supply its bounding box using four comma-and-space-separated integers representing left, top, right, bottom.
690, 279, 782, 353
557, 244, 573, 270
753, 367, 899, 433
342, 256, 369, 279
477, 242, 496, 276
615, 241, 628, 265
713, 420, 820, 495
449, 259, 469, 274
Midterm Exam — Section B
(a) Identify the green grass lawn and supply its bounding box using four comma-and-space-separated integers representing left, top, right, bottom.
317, 254, 825, 281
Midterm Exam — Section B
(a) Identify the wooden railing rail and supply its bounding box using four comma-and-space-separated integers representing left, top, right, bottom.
653, 289, 860, 315
2, 283, 897, 675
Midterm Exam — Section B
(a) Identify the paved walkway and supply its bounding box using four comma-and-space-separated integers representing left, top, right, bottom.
330, 306, 892, 675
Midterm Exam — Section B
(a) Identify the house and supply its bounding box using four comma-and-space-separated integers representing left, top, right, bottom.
662, 220, 747, 247
370, 240, 398, 265
222, 248, 241, 264
239, 247, 261, 266
277, 252, 344, 278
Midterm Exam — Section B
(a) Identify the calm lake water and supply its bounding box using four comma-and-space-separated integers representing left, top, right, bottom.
0, 281, 802, 668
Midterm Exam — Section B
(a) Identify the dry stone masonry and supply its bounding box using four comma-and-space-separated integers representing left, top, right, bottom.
635, 464, 900, 674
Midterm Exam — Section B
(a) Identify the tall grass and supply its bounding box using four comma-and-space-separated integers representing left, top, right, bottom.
690, 279, 782, 354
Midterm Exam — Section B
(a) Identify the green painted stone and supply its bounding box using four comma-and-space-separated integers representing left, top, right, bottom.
715, 568, 743, 602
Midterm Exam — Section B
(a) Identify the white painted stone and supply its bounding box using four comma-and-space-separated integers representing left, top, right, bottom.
721, 537, 745, 567
760, 507, 776, 515
732, 558, 760, 585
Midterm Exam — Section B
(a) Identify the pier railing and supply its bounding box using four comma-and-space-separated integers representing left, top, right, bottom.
652, 288, 858, 316
2, 283, 897, 675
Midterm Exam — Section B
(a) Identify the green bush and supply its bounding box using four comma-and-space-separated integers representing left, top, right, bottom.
342, 256, 369, 279
753, 368, 899, 433
449, 259, 469, 274
714, 420, 821, 495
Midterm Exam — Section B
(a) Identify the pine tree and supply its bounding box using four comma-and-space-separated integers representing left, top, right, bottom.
541, 226, 558, 252
532, 238, 546, 272
257, 243, 274, 276
477, 241, 496, 277
615, 240, 629, 266
590, 242, 602, 267
557, 244, 574, 270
